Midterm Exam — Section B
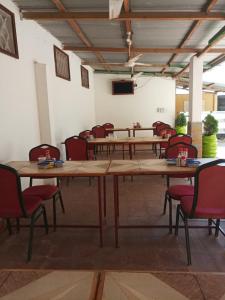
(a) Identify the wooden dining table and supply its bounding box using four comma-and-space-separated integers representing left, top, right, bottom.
7, 160, 111, 247
107, 158, 212, 247
88, 136, 168, 159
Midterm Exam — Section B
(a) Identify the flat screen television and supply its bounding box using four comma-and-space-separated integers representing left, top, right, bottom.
112, 80, 134, 95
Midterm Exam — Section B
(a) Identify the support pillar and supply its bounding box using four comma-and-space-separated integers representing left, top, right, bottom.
188, 56, 203, 157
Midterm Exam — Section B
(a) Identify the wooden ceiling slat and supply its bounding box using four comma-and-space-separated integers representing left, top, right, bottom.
63, 46, 225, 54
22, 11, 225, 21
52, 0, 109, 71
162, 0, 218, 73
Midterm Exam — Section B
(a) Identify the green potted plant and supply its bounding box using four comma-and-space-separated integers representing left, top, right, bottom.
175, 113, 187, 134
202, 114, 218, 158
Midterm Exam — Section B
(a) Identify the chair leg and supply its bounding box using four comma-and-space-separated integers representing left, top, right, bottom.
16, 218, 20, 233
42, 206, 49, 235
53, 196, 57, 231
215, 219, 220, 237
27, 216, 35, 262
166, 176, 170, 188
175, 205, 180, 236
163, 191, 168, 214
58, 190, 65, 214
168, 196, 173, 234
89, 177, 92, 186
183, 217, 192, 265
29, 177, 33, 187
208, 218, 212, 235
6, 218, 12, 235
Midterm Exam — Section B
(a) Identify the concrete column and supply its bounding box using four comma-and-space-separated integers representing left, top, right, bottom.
188, 56, 203, 157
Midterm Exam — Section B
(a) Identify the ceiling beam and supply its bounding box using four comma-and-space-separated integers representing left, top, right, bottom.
123, 0, 132, 33
22, 11, 225, 21
51, 0, 109, 71
63, 46, 225, 54
161, 0, 218, 73
174, 16, 225, 78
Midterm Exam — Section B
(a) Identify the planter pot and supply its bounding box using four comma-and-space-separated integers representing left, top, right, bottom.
175, 125, 187, 134
202, 134, 217, 158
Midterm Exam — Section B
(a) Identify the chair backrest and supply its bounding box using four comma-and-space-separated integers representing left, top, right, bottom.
168, 134, 192, 146
165, 142, 198, 159
0, 164, 26, 218
65, 136, 88, 160
92, 125, 106, 138
152, 121, 164, 135
29, 144, 60, 161
155, 123, 171, 136
79, 130, 93, 139
159, 128, 176, 137
190, 159, 225, 217
102, 123, 114, 135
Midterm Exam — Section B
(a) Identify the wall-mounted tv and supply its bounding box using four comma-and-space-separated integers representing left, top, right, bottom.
112, 80, 134, 95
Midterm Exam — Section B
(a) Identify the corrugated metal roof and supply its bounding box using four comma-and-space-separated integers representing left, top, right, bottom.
12, 0, 225, 84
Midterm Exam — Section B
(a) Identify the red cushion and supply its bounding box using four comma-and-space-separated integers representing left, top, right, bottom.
181, 196, 225, 218
1, 195, 42, 218
160, 142, 168, 149
23, 185, 58, 200
167, 185, 194, 200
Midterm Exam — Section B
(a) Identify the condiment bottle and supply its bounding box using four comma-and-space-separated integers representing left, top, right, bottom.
46, 150, 51, 160
180, 155, 187, 167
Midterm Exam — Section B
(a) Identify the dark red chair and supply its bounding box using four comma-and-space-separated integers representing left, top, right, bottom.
102, 123, 114, 136
163, 142, 198, 232
152, 121, 164, 136
29, 144, 65, 231
154, 123, 171, 155
65, 136, 88, 161
92, 125, 106, 138
175, 159, 225, 265
0, 164, 48, 261
79, 130, 95, 160
158, 128, 177, 156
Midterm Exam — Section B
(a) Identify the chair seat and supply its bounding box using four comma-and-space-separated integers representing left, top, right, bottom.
167, 185, 194, 200
1, 195, 42, 218
160, 142, 168, 149
23, 185, 58, 200
181, 196, 225, 218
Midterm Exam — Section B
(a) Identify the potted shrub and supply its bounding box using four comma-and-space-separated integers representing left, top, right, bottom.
202, 114, 218, 158
175, 113, 187, 134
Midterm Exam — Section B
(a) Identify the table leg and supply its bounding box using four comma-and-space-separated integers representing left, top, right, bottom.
103, 176, 106, 218
97, 177, 103, 247
129, 144, 133, 160
113, 175, 119, 248
133, 130, 136, 155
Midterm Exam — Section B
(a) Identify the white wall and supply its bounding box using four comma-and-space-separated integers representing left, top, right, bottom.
94, 74, 176, 135
0, 0, 96, 164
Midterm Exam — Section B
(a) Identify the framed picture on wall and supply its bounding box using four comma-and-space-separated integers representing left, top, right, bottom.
81, 65, 89, 88
0, 4, 19, 59
53, 45, 71, 81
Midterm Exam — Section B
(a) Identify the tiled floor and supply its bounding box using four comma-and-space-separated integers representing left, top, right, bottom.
0, 146, 225, 273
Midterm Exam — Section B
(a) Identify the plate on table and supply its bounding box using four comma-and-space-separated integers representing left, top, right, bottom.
166, 159, 176, 165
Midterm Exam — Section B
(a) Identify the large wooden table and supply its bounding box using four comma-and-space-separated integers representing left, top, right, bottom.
105, 127, 131, 137
105, 127, 155, 138
107, 159, 211, 247
7, 160, 111, 247
131, 126, 155, 137
88, 136, 168, 159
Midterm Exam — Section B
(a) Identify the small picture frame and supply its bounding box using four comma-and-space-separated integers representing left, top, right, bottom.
54, 45, 70, 81
81, 65, 89, 88
0, 4, 19, 59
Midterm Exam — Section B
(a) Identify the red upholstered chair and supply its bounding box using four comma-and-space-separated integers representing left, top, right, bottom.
102, 123, 114, 136
0, 164, 48, 261
65, 136, 88, 160
154, 123, 171, 155
92, 125, 106, 138
158, 128, 177, 156
79, 130, 95, 160
163, 142, 198, 232
175, 159, 225, 265
92, 125, 106, 154
152, 121, 164, 136
29, 144, 65, 230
